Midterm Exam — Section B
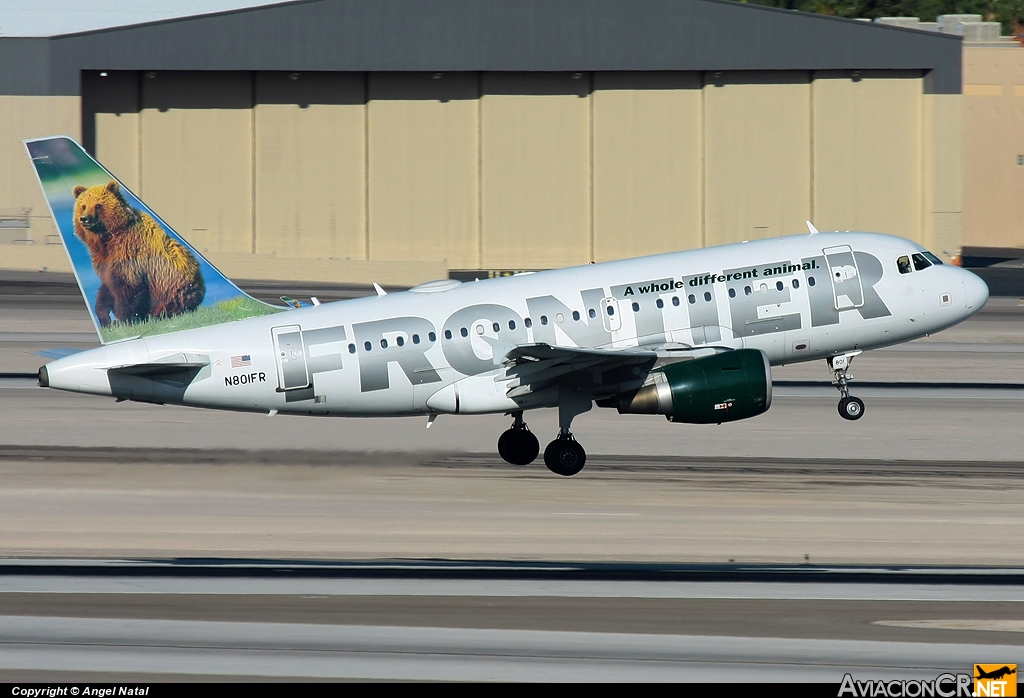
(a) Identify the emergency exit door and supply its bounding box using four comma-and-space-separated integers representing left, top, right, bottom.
272, 325, 310, 391
822, 245, 864, 311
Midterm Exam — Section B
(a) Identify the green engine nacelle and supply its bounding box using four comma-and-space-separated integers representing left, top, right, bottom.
615, 349, 772, 424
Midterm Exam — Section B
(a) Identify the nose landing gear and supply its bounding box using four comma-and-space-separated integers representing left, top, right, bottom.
497, 411, 540, 465
829, 351, 865, 421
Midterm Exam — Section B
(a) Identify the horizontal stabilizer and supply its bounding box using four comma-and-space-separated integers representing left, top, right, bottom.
108, 353, 210, 377
35, 348, 85, 360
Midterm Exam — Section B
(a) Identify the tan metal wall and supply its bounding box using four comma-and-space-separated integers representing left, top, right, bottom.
704, 71, 813, 246
480, 73, 591, 269
813, 71, 922, 242
0, 70, 965, 282
368, 73, 479, 269
140, 72, 254, 256
963, 45, 1024, 248
592, 72, 702, 261
0, 95, 80, 245
255, 72, 366, 261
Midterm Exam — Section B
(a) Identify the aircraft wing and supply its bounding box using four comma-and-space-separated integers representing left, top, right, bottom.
497, 342, 730, 399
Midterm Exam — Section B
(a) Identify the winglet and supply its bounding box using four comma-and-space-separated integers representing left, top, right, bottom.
806, 221, 819, 235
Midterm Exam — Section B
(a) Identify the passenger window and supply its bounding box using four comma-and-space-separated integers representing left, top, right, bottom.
792, 279, 799, 289
688, 294, 695, 304
540, 315, 548, 325
412, 334, 420, 344
444, 330, 452, 340
556, 313, 564, 323
656, 299, 664, 309
492, 322, 500, 333
348, 343, 356, 354
632, 302, 640, 312
380, 339, 388, 348
572, 310, 580, 321
728, 288, 736, 298
508, 320, 516, 330
524, 318, 532, 328
588, 308, 596, 319
672, 296, 680, 306
364, 341, 372, 351
704, 292, 712, 302
476, 325, 485, 335
744, 286, 752, 296
776, 281, 784, 291
606, 305, 615, 316
912, 253, 931, 271
429, 331, 436, 342
460, 327, 468, 337
396, 336, 405, 347
897, 256, 912, 274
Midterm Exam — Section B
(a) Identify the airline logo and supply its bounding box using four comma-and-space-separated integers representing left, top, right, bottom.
975, 665, 1017, 697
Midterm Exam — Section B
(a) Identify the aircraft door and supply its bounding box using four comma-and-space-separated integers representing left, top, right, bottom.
601, 297, 622, 333
822, 245, 864, 310
272, 324, 310, 391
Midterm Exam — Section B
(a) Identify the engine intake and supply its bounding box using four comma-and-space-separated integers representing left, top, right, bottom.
614, 349, 772, 424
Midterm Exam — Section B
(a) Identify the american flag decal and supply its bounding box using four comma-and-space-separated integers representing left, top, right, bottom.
230, 355, 251, 368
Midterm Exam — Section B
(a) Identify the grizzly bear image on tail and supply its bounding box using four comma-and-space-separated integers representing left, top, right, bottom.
72, 180, 205, 326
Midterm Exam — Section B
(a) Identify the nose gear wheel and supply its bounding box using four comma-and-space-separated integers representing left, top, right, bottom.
829, 351, 865, 421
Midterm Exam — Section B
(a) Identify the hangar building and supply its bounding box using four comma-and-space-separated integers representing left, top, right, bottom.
0, 0, 963, 285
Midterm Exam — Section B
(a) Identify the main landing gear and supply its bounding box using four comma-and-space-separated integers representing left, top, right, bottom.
829, 351, 864, 421
497, 390, 593, 476
497, 411, 540, 466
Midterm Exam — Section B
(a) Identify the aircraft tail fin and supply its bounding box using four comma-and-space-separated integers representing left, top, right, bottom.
25, 136, 281, 344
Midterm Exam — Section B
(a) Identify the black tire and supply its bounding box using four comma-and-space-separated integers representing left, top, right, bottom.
838, 396, 865, 421
497, 428, 540, 465
543, 438, 586, 476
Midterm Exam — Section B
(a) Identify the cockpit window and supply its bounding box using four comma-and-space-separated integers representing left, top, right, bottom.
922, 251, 944, 265
912, 253, 932, 271
897, 255, 912, 274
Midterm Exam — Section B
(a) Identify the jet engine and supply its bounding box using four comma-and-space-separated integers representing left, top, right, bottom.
609, 349, 772, 424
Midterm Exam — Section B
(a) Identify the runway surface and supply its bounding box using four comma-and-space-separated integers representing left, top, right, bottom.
1, 568, 1022, 681
0, 274, 1020, 680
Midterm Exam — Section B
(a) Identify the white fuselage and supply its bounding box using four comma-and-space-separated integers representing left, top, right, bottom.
43, 232, 989, 417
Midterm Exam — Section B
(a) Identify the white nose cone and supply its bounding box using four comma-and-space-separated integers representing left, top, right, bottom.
962, 269, 989, 313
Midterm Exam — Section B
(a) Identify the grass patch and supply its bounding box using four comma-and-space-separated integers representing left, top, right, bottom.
100, 296, 282, 343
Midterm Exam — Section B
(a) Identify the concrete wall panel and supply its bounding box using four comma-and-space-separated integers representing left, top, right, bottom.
368, 73, 478, 268
140, 72, 253, 255
813, 73, 921, 241
255, 72, 366, 260
592, 72, 702, 261
703, 72, 811, 246
0, 95, 80, 244
480, 73, 590, 269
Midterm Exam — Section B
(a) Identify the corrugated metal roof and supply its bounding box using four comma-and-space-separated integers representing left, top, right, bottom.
0, 0, 962, 95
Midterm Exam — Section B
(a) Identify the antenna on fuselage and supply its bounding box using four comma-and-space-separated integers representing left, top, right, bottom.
806, 221, 820, 235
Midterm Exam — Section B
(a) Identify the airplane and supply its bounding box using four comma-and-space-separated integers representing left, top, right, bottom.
26, 136, 989, 476
976, 666, 1017, 681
